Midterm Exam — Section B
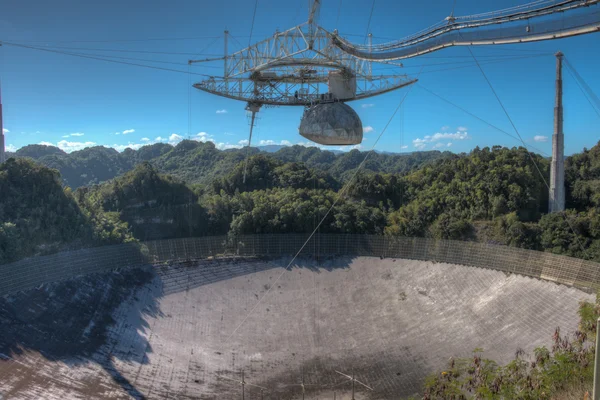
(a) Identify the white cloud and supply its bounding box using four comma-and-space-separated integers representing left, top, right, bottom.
2, 128, 9, 133
216, 142, 244, 150
412, 138, 428, 149
412, 130, 470, 149
6, 144, 17, 152
363, 126, 374, 134
212, 138, 251, 150
401, 145, 408, 149
534, 135, 548, 142
70, 132, 84, 137
122, 129, 135, 135
62, 135, 70, 138
361, 103, 375, 109
193, 131, 214, 143
216, 109, 228, 114
154, 136, 166, 142
258, 139, 293, 146
141, 137, 150, 142
430, 132, 469, 141
57, 140, 96, 152
441, 126, 449, 131
35, 131, 41, 134
334, 144, 362, 152
457, 126, 468, 132
114, 132, 121, 135
111, 143, 145, 152
447, 143, 453, 147
168, 133, 184, 144
38, 140, 96, 152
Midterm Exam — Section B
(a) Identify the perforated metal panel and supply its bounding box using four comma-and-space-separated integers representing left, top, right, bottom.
299, 102, 363, 145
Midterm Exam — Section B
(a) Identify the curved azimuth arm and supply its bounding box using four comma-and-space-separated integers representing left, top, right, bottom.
332, 0, 600, 61
189, 0, 599, 106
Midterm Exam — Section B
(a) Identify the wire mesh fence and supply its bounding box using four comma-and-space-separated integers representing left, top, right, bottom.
1, 234, 599, 296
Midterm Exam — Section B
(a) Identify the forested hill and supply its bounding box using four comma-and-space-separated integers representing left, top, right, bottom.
0, 158, 133, 263
3, 142, 600, 265
8, 142, 451, 189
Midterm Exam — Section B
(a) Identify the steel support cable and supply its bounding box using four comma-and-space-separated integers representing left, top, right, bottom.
458, 0, 560, 20
564, 64, 600, 119
191, 36, 222, 59
6, 35, 223, 44
416, 53, 551, 75
564, 57, 600, 115
382, 53, 554, 70
7, 43, 224, 56
474, 45, 558, 54
248, 0, 259, 48
228, 33, 246, 52
412, 52, 552, 58
416, 83, 549, 157
369, 54, 553, 75
48, 46, 224, 69
9, 43, 547, 72
219, 69, 423, 352
462, 44, 550, 188
240, 0, 260, 185
41, 52, 221, 68
291, 0, 304, 27
364, 0, 376, 43
0, 41, 224, 79
463, 42, 592, 259
564, 58, 600, 107
188, 63, 192, 139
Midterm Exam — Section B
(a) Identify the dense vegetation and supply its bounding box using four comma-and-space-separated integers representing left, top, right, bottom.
2, 141, 600, 264
0, 158, 132, 263
417, 292, 600, 399
76, 162, 208, 241
11, 141, 450, 189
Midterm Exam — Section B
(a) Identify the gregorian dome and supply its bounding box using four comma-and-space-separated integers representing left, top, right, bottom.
299, 102, 363, 145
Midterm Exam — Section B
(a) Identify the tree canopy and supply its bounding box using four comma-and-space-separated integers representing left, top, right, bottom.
4, 141, 600, 264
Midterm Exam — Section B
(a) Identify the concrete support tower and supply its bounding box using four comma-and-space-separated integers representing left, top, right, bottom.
0, 42, 4, 164
0, 87, 4, 164
549, 51, 565, 213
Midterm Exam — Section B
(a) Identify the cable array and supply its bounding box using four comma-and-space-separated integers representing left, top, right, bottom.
463, 44, 592, 260
564, 56, 600, 118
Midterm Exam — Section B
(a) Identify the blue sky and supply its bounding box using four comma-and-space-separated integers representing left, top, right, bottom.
1, 0, 599, 156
